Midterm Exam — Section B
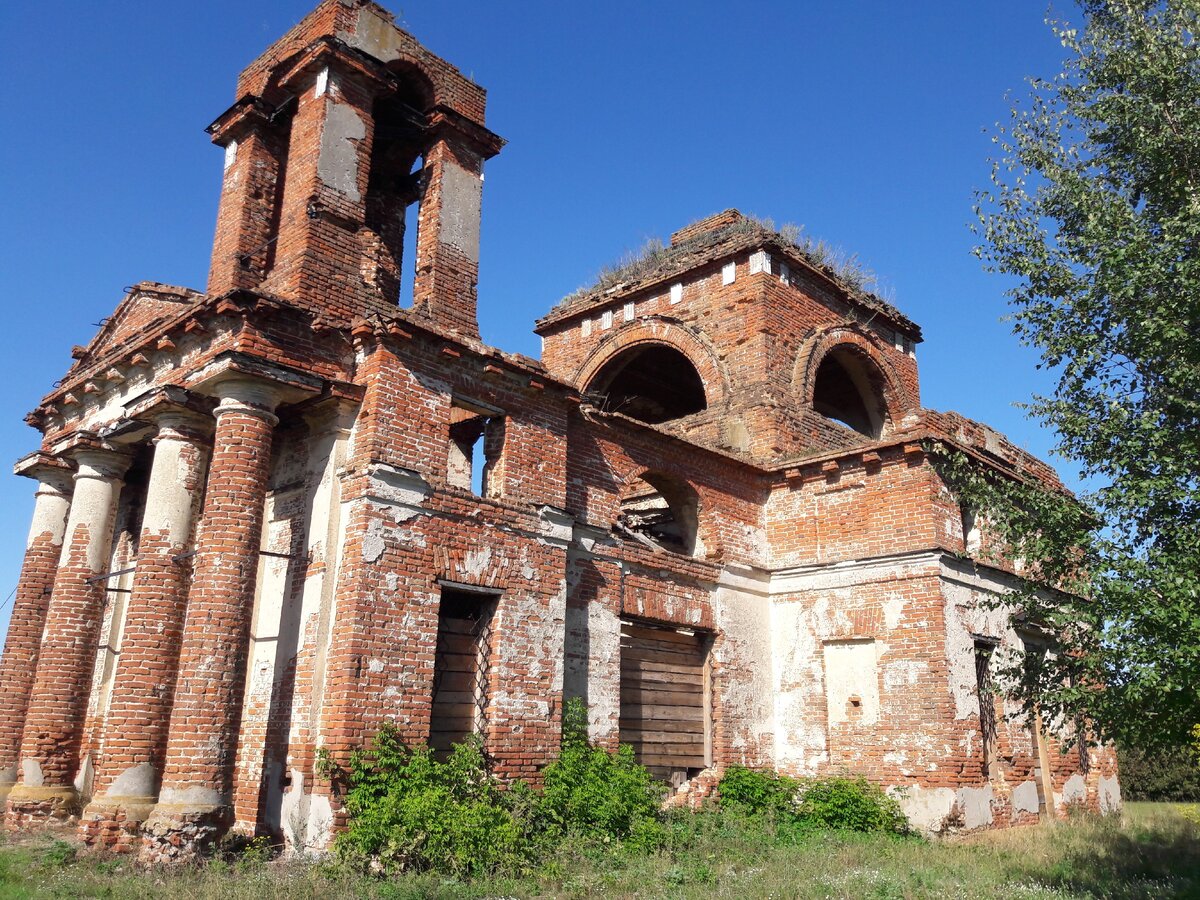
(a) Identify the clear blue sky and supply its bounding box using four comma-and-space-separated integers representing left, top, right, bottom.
0, 1, 1077, 632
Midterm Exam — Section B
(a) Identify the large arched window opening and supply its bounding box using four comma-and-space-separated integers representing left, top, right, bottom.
812, 346, 890, 439
616, 471, 703, 557
589, 344, 707, 424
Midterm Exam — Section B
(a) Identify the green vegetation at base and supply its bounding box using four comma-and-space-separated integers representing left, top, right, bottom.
329, 701, 912, 879
2, 803, 1197, 899
718, 765, 910, 837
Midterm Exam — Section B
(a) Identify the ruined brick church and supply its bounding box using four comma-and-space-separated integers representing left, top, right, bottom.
0, 0, 1117, 860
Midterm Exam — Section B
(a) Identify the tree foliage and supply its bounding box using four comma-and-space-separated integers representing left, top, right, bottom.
1117, 742, 1200, 801
974, 0, 1200, 749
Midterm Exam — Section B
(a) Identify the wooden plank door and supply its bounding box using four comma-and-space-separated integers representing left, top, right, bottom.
429, 591, 494, 755
619, 619, 710, 784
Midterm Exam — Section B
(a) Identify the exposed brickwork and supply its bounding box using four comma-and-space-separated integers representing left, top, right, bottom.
140, 385, 279, 861
5, 450, 130, 826
2, 0, 1117, 859
0, 460, 74, 802
81, 412, 212, 849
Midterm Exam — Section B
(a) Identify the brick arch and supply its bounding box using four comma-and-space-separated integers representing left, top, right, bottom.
383, 58, 438, 110
792, 326, 913, 432
616, 466, 718, 560
575, 317, 730, 411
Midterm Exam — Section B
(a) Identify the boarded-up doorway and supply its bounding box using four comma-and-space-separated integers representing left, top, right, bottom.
429, 588, 497, 756
619, 619, 711, 785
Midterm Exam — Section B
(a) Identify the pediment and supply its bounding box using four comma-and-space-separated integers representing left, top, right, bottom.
68, 282, 201, 373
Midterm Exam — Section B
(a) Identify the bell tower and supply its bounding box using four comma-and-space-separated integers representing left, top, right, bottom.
205, 0, 504, 338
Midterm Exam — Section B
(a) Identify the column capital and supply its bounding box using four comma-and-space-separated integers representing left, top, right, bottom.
69, 448, 132, 483
152, 409, 215, 444
13, 453, 75, 494
300, 396, 360, 435
122, 386, 216, 436
211, 376, 283, 426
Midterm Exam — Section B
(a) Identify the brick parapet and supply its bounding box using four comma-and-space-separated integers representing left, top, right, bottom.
230, 1, 487, 124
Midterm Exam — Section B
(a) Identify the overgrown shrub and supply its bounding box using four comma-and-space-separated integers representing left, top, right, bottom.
1118, 743, 1200, 802
718, 764, 801, 816
539, 697, 666, 849
337, 712, 910, 879
796, 776, 909, 833
718, 766, 910, 835
336, 701, 666, 877
335, 726, 533, 878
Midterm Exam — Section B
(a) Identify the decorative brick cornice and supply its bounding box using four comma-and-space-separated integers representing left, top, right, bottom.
205, 95, 274, 146
12, 451, 75, 483
274, 36, 393, 95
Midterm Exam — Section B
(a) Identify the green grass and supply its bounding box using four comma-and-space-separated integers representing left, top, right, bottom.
1, 802, 1197, 899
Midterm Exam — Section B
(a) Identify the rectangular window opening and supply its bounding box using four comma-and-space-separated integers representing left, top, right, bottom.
430, 588, 498, 757
618, 618, 712, 789
974, 638, 1000, 780
447, 400, 506, 498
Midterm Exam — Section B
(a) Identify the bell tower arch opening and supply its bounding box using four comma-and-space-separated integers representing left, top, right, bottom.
588, 344, 707, 425
811, 346, 891, 438
361, 70, 433, 305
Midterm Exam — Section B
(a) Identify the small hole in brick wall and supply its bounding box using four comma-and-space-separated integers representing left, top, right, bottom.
848, 695, 863, 714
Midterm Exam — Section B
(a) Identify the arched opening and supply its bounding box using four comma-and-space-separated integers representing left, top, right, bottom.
362, 73, 432, 304
812, 346, 889, 438
589, 344, 707, 424
616, 471, 702, 557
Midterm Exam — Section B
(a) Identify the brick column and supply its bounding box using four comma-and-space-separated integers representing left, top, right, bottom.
411, 130, 485, 338
5, 448, 130, 826
207, 111, 289, 295
81, 411, 212, 850
140, 379, 280, 862
0, 456, 74, 805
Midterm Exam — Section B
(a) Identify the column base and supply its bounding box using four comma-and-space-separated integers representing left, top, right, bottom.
80, 795, 156, 852
138, 799, 233, 865
5, 784, 81, 829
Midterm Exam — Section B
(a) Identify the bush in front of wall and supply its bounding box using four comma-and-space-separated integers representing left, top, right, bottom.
718, 765, 910, 836
538, 697, 667, 850
334, 725, 534, 878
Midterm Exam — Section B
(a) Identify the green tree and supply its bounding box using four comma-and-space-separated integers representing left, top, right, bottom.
973, 0, 1200, 750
